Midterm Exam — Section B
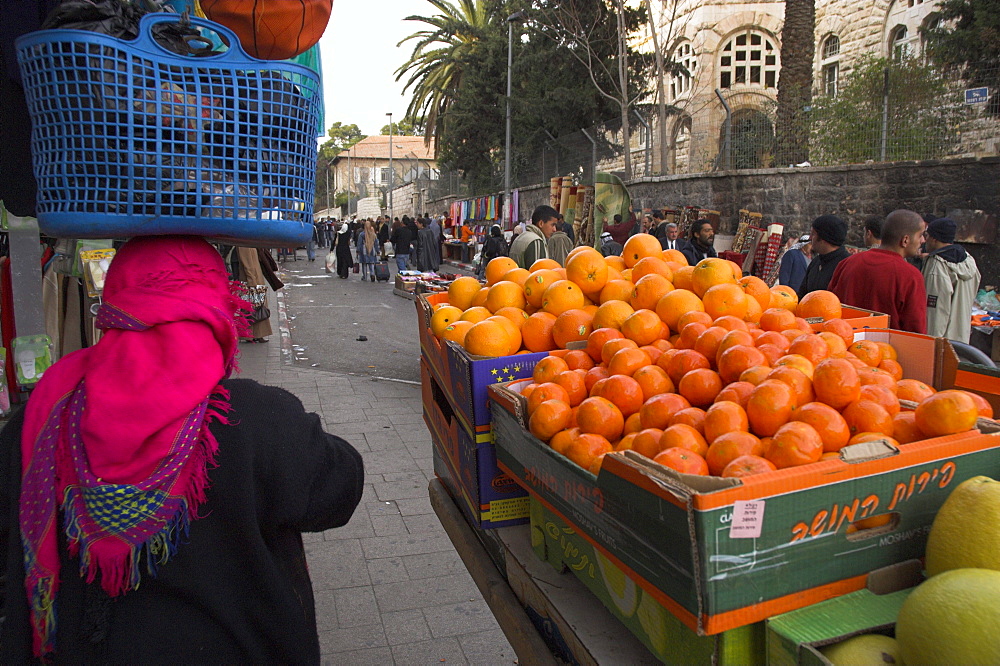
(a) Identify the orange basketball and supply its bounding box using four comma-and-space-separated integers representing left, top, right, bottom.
201, 0, 332, 59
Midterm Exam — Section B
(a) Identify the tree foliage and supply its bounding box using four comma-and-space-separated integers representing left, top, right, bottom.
380, 119, 423, 136
774, 0, 815, 165
923, 0, 1000, 115
809, 55, 963, 165
318, 122, 366, 163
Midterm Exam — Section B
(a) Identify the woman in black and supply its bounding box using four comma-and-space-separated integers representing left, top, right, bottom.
477, 224, 508, 278
335, 223, 354, 279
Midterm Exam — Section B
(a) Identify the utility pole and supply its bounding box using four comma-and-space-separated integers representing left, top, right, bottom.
387, 112, 394, 217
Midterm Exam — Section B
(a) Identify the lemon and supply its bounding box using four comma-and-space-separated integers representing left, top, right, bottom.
925, 475, 1000, 577
896, 568, 1000, 665
820, 634, 900, 665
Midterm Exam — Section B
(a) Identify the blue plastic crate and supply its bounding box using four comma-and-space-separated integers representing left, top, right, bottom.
15, 13, 321, 246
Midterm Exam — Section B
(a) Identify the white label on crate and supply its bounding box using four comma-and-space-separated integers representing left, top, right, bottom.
730, 500, 765, 538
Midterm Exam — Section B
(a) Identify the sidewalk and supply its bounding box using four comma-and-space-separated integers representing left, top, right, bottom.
234, 291, 516, 665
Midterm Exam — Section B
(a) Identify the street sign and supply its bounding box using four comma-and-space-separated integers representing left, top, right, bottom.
965, 87, 989, 104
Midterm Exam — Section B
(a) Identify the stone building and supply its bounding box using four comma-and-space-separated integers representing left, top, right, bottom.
330, 135, 438, 212
647, 0, 947, 174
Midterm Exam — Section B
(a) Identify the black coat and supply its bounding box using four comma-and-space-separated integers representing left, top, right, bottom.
798, 246, 850, 298
389, 226, 412, 255
0, 379, 364, 663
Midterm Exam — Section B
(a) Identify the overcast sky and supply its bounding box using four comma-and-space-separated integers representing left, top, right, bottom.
318, 0, 432, 137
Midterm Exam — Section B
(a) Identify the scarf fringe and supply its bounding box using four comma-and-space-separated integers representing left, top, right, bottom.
26, 572, 56, 656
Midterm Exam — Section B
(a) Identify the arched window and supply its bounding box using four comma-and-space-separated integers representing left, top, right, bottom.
719, 30, 779, 90
820, 35, 840, 96
890, 25, 910, 60
721, 109, 774, 169
884, 0, 935, 59
671, 117, 692, 173
670, 42, 697, 101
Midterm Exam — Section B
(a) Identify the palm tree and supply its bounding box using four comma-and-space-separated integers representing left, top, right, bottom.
775, 0, 816, 166
395, 0, 495, 147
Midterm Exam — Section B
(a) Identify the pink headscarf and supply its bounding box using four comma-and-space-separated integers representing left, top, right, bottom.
19, 236, 249, 656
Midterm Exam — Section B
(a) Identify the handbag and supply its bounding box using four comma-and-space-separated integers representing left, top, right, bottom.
246, 284, 270, 323
352, 263, 359, 274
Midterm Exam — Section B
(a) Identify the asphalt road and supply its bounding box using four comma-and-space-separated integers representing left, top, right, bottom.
276, 249, 428, 383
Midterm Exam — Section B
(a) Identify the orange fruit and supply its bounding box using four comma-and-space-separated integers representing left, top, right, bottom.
639, 393, 692, 430
792, 402, 851, 453
621, 309, 663, 346
774, 353, 816, 379
534, 355, 570, 384
759, 307, 797, 332
747, 380, 797, 436
631, 274, 674, 311
632, 256, 674, 282
630, 428, 666, 458
713, 316, 750, 334
622, 233, 662, 268
488, 315, 522, 355
585, 327, 625, 363
764, 421, 824, 468
663, 248, 688, 266
633, 365, 673, 401
714, 381, 755, 408
440, 320, 474, 346
671, 407, 707, 434
653, 447, 709, 475
552, 309, 593, 349
875, 342, 898, 361
485, 281, 527, 313
564, 433, 613, 473
847, 432, 900, 447
677, 310, 714, 331
702, 283, 748, 320
521, 312, 558, 352
566, 251, 609, 294
464, 320, 510, 357
623, 412, 644, 436
664, 348, 711, 385
847, 340, 882, 367
501, 267, 530, 288
892, 411, 925, 444
549, 428, 577, 455
813, 358, 861, 409
460, 306, 493, 324
678, 368, 723, 407
604, 255, 627, 271
529, 400, 572, 441
967, 391, 994, 418
592, 300, 634, 330
722, 455, 777, 478
878, 359, 904, 381
704, 400, 750, 444
577, 396, 625, 441
671, 265, 695, 291
820, 318, 855, 347
756, 330, 792, 352
766, 365, 815, 407
842, 400, 894, 437
738, 276, 772, 310
529, 258, 561, 272
676, 322, 708, 351
599, 279, 635, 304
769, 285, 799, 311
896, 379, 936, 403
795, 290, 842, 321
744, 294, 763, 324
599, 374, 645, 418
706, 432, 764, 475
542, 280, 586, 316
860, 384, 900, 417
655, 289, 705, 333
788, 334, 831, 366
717, 345, 768, 385
740, 364, 774, 385
858, 366, 897, 392
493, 306, 529, 330
584, 366, 610, 393
756, 344, 785, 367
639, 344, 664, 365
485, 257, 518, 285
566, 245, 597, 264
690, 258, 737, 297
448, 276, 483, 311
607, 347, 652, 377
526, 381, 571, 415
554, 370, 588, 406
817, 331, 848, 356
914, 390, 979, 437
523, 269, 561, 308
601, 337, 639, 365
693, 326, 727, 363
564, 349, 595, 371
660, 424, 709, 457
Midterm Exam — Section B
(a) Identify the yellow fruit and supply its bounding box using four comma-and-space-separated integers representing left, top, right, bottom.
926, 476, 1000, 577
447, 276, 482, 311
896, 568, 1000, 665
430, 305, 463, 338
821, 635, 900, 666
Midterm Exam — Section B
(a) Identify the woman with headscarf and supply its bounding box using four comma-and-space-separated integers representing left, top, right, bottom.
357, 219, 378, 282
0, 236, 364, 662
477, 224, 508, 278
335, 222, 354, 279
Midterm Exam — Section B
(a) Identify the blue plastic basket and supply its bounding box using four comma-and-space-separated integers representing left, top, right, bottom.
15, 13, 321, 246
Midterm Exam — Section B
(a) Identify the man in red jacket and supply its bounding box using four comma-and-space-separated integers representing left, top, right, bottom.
828, 210, 928, 333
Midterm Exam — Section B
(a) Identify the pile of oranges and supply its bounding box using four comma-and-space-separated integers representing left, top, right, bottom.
424, 233, 996, 480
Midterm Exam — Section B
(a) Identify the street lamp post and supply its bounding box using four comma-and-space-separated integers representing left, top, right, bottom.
505, 10, 527, 230
347, 149, 352, 216
387, 112, 394, 217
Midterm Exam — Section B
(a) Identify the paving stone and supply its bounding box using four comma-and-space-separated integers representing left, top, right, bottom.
370, 513, 409, 537
402, 513, 445, 535
423, 599, 498, 638
365, 499, 400, 517
334, 586, 380, 628
412, 456, 434, 473
307, 543, 372, 590
381, 609, 432, 646
387, 411, 426, 425
366, 557, 409, 585
374, 574, 479, 613
322, 514, 376, 541
360, 532, 454, 560
321, 646, 394, 666
317, 623, 387, 653
390, 637, 468, 665
360, 449, 416, 475
401, 550, 467, 581
395, 496, 434, 516
372, 478, 428, 502
458, 629, 518, 664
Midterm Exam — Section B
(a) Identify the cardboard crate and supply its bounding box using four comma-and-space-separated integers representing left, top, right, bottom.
530, 498, 765, 665
940, 338, 1000, 415
416, 293, 546, 434
490, 330, 1000, 635
422, 360, 528, 528
807, 305, 889, 332
766, 561, 920, 666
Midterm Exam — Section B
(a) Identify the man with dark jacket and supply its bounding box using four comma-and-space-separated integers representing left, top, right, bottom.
797, 215, 850, 298
681, 219, 718, 266
660, 223, 690, 253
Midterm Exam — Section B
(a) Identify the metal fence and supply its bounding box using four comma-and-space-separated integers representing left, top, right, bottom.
426, 62, 999, 201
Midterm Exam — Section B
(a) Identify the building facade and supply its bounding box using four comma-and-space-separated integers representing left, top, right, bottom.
330, 135, 438, 213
